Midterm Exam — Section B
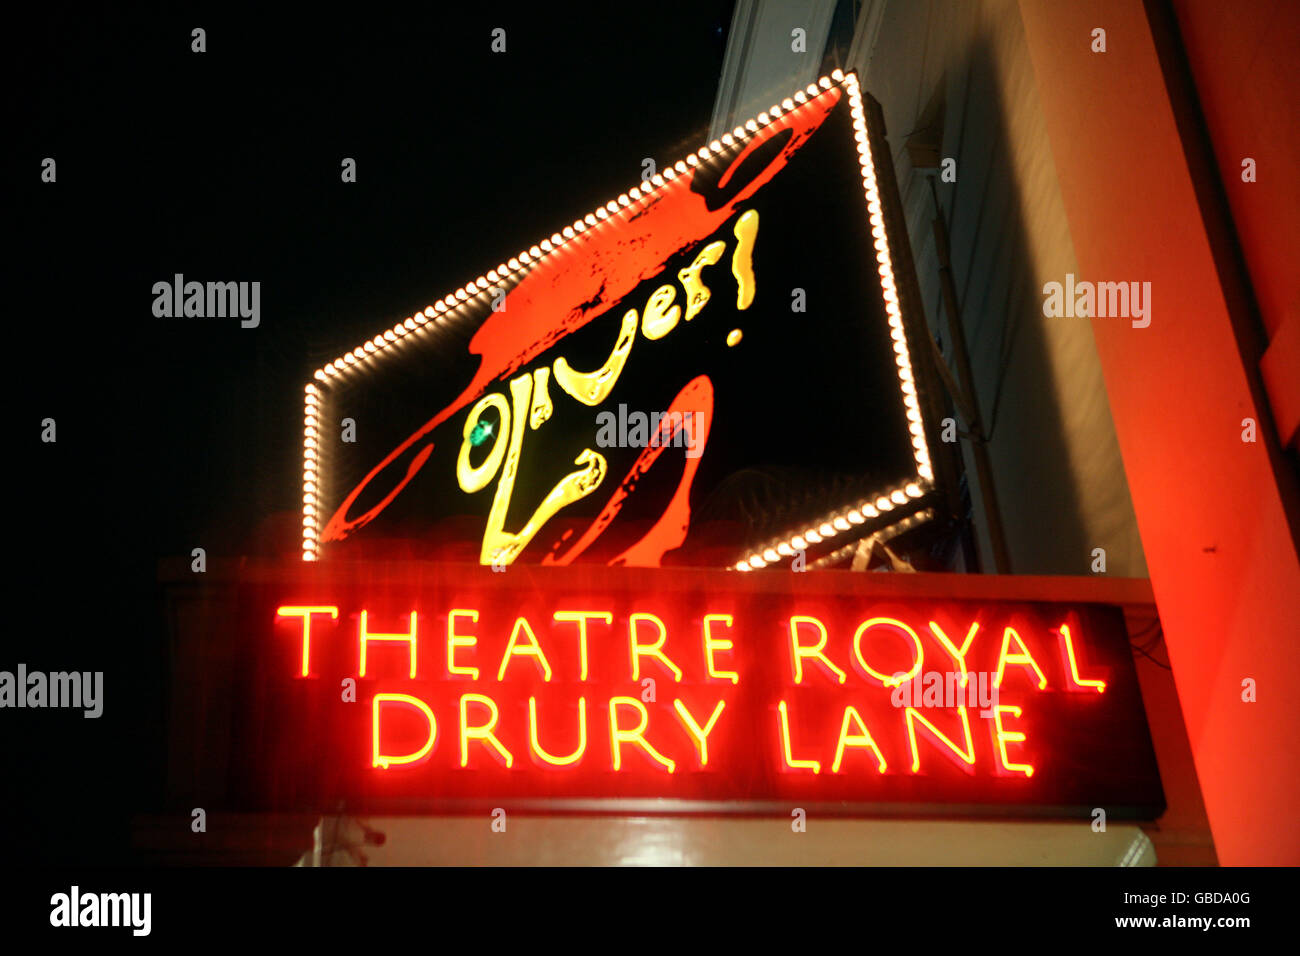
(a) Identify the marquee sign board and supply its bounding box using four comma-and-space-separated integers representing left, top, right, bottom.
236, 563, 1165, 819
300, 71, 951, 570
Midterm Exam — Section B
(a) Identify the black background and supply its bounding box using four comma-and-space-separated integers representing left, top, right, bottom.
6, 3, 736, 865
322, 91, 918, 567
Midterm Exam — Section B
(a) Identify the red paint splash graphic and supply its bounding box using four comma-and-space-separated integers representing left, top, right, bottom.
544, 375, 714, 566
319, 90, 841, 563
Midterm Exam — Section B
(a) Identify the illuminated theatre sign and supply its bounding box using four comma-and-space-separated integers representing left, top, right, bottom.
301, 71, 952, 570
265, 72, 1163, 819
256, 565, 1164, 818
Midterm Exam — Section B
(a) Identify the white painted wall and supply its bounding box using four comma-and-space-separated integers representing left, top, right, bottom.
305, 815, 1156, 866
863, 0, 1146, 576
710, 0, 839, 140
712, 0, 1148, 576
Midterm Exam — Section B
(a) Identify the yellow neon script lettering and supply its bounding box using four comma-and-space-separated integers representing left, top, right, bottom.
677, 241, 727, 321
478, 371, 607, 566
528, 367, 553, 429
529, 696, 587, 766
994, 627, 1048, 690
928, 620, 979, 687
778, 700, 820, 772
853, 617, 924, 687
552, 611, 611, 681
992, 705, 1034, 776
640, 284, 682, 340
276, 605, 338, 677
905, 705, 976, 772
455, 213, 759, 564
831, 705, 887, 773
702, 613, 740, 684
629, 613, 683, 681
456, 393, 510, 493
552, 307, 639, 406
447, 608, 480, 679
497, 615, 553, 681
1059, 623, 1106, 692
608, 697, 675, 773
372, 693, 437, 769
673, 699, 726, 765
359, 611, 417, 679
732, 209, 759, 309
459, 693, 514, 767
788, 615, 847, 684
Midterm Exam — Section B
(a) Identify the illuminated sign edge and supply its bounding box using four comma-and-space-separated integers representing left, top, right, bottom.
300, 71, 937, 567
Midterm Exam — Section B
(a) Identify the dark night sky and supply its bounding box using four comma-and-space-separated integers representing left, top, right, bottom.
7, 3, 735, 864
14, 3, 735, 561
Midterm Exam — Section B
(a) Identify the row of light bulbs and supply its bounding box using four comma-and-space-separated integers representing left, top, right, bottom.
733, 72, 936, 571
303, 382, 322, 560
734, 480, 931, 571
306, 72, 851, 388
301, 70, 920, 565
807, 506, 938, 571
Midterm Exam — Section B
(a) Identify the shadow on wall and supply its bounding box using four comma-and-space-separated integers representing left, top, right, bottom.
867, 6, 1146, 577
